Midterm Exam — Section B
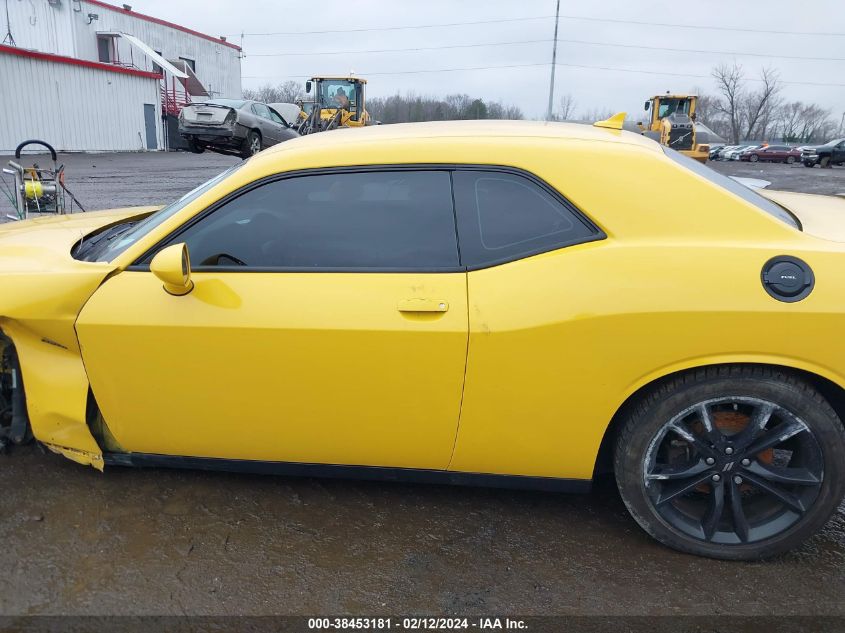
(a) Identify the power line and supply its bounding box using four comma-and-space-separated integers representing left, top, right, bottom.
243, 60, 845, 87
557, 14, 845, 37
232, 14, 845, 38
564, 38, 845, 61
245, 37, 845, 62
246, 38, 550, 57
235, 15, 556, 37
243, 62, 549, 79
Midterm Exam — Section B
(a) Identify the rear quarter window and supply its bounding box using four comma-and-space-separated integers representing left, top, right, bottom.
452, 169, 602, 268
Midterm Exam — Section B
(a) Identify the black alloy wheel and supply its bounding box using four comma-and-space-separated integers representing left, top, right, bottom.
615, 366, 845, 559
643, 397, 823, 545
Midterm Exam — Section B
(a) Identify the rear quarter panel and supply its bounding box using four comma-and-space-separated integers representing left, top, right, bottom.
448, 142, 845, 479
451, 239, 845, 479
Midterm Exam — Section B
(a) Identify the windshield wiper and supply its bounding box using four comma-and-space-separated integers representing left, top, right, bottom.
75, 221, 140, 261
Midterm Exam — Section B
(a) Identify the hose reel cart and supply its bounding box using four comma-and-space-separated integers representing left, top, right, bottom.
1, 140, 85, 221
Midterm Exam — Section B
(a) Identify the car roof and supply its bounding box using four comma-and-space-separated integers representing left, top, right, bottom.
262, 120, 662, 156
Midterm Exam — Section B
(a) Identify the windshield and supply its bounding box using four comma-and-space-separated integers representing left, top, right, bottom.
317, 80, 357, 110
822, 138, 845, 147
207, 99, 247, 109
83, 164, 243, 262
657, 98, 691, 118
663, 147, 800, 229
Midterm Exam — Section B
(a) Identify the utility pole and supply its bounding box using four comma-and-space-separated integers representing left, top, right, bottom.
546, 0, 561, 121
2, 0, 16, 47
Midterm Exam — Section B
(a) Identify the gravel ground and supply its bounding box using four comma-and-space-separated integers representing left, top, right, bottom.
0, 152, 239, 220
0, 151, 844, 620
709, 159, 845, 196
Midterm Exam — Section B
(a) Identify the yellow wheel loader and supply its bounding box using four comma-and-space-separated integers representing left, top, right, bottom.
296, 77, 371, 135
637, 93, 710, 163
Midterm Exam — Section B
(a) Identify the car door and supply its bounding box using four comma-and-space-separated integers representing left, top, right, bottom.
268, 106, 299, 143
835, 141, 845, 164
250, 103, 278, 145
76, 169, 468, 469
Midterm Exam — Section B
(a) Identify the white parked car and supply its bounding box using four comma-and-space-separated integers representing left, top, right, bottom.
727, 145, 756, 160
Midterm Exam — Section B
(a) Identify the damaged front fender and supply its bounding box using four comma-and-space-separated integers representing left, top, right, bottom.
1, 320, 105, 470
0, 210, 147, 469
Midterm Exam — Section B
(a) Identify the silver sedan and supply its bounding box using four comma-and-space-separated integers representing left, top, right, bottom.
179, 99, 299, 159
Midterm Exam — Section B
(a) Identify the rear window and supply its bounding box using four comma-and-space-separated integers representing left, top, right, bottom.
663, 148, 800, 230
207, 99, 247, 109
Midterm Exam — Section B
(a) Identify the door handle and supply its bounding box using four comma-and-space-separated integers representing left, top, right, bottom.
397, 298, 449, 313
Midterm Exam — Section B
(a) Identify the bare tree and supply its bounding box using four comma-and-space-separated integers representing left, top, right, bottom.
242, 80, 305, 104
771, 101, 835, 143
776, 101, 805, 142
741, 67, 781, 140
444, 94, 473, 119
487, 101, 524, 120
367, 93, 523, 123
579, 107, 615, 123
692, 91, 718, 125
557, 94, 576, 120
712, 62, 745, 143
276, 80, 306, 103
699, 84, 835, 145
797, 104, 836, 142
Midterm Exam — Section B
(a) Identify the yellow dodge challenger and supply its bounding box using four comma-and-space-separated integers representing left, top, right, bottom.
1, 120, 844, 560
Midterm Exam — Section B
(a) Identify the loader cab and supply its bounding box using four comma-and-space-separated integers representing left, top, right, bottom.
306, 77, 369, 126
645, 94, 697, 130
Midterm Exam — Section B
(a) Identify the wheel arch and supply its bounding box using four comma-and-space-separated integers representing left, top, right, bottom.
593, 360, 845, 477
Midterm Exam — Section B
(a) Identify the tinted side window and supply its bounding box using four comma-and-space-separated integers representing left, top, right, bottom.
268, 108, 287, 125
163, 171, 459, 270
452, 170, 599, 268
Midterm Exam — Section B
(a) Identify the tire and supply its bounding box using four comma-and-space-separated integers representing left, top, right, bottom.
749, 154, 759, 162
786, 156, 795, 164
241, 131, 262, 159
187, 138, 204, 154
820, 156, 831, 168
614, 365, 845, 560
804, 162, 814, 168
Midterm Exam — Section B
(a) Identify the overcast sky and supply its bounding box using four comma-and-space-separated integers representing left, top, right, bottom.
131, 0, 844, 121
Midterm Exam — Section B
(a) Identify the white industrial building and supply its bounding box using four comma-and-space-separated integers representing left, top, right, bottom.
0, 0, 242, 152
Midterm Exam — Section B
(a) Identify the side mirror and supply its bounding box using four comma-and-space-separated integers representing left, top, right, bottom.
305, 80, 312, 94
644, 101, 650, 111
150, 243, 194, 296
